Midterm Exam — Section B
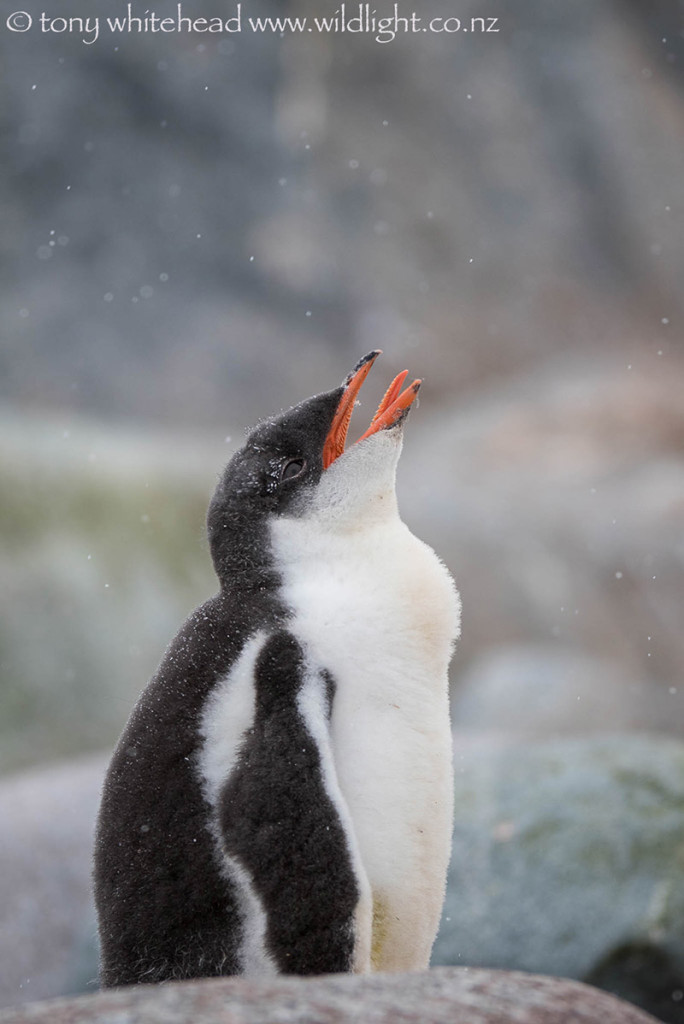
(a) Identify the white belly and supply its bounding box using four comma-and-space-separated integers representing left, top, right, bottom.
272, 515, 460, 971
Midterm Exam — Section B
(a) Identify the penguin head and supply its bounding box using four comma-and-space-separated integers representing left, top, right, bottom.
208, 351, 421, 574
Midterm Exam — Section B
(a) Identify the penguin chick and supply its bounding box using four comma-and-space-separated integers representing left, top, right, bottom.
93, 350, 461, 987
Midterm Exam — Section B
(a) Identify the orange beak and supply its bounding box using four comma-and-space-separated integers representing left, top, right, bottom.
322, 351, 422, 470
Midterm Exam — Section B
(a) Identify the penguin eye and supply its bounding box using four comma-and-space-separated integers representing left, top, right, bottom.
280, 458, 307, 482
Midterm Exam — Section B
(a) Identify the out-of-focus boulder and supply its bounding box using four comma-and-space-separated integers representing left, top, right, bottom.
452, 645, 650, 736
0, 756, 105, 1008
0, 968, 661, 1024
433, 734, 684, 1024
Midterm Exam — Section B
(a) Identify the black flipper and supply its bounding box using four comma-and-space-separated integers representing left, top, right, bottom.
218, 630, 360, 974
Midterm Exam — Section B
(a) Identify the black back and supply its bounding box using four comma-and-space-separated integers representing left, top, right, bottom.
93, 382, 361, 985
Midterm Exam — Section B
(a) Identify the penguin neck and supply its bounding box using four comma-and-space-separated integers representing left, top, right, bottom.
271, 500, 400, 572
296, 431, 403, 533
270, 460, 402, 576
210, 513, 282, 598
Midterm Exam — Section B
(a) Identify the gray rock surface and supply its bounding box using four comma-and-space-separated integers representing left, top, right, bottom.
0, 756, 105, 1008
451, 646, 649, 736
0, 968, 660, 1024
434, 734, 684, 1023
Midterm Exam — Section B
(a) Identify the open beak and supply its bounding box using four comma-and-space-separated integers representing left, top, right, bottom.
322, 350, 422, 470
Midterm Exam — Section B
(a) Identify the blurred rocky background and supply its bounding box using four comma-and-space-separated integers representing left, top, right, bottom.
1, 0, 683, 1019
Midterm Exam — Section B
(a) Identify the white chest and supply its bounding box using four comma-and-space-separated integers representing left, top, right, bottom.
271, 514, 460, 970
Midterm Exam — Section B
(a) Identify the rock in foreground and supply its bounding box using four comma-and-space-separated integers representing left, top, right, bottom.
435, 734, 684, 1023
0, 968, 661, 1024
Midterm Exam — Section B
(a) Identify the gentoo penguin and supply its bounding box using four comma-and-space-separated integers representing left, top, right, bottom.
94, 350, 460, 986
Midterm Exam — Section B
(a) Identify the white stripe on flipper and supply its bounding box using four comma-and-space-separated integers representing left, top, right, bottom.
196, 630, 277, 976
197, 630, 266, 807
296, 667, 373, 974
